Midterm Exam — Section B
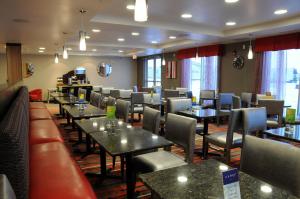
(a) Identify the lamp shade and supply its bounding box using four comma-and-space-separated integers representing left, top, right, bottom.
248, 44, 253, 59
54, 54, 59, 64
63, 46, 68, 59
134, 0, 148, 22
79, 31, 86, 51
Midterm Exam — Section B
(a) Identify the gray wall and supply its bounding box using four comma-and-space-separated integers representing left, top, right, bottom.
21, 54, 137, 100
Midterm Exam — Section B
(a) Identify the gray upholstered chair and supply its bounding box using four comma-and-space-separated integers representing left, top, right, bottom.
130, 92, 145, 123
89, 91, 101, 107
143, 93, 161, 104
216, 93, 235, 125
242, 107, 267, 138
204, 109, 243, 163
133, 113, 196, 174
163, 89, 180, 99
106, 96, 116, 106
258, 99, 284, 128
78, 88, 87, 100
232, 96, 241, 109
142, 107, 160, 134
110, 89, 120, 99
116, 99, 130, 123
241, 92, 252, 108
240, 135, 300, 197
199, 90, 215, 109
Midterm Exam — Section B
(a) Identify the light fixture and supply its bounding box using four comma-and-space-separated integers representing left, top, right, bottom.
248, 34, 254, 60
131, 32, 140, 36
132, 54, 137, 59
134, 0, 148, 22
79, 9, 87, 51
118, 38, 125, 42
226, 21, 236, 26
92, 29, 101, 33
54, 53, 59, 64
181, 13, 192, 19
274, 9, 288, 15
151, 41, 158, 44
225, 0, 239, 3
169, 36, 176, 39
39, 47, 45, 50
63, 46, 68, 59
162, 50, 166, 66
195, 47, 199, 60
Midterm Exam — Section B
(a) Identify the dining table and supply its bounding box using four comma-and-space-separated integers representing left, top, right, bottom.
264, 125, 300, 143
75, 117, 173, 199
55, 96, 88, 115
140, 159, 298, 199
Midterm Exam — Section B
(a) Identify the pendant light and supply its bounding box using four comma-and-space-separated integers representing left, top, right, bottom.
134, 0, 148, 22
54, 53, 59, 64
79, 9, 87, 51
162, 50, 166, 66
248, 34, 253, 60
195, 47, 199, 61
63, 46, 68, 59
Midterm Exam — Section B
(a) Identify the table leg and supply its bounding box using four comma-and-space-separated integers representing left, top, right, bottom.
59, 103, 62, 115
125, 153, 135, 199
100, 146, 107, 177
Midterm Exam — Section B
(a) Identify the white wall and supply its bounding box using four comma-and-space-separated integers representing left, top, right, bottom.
21, 54, 137, 100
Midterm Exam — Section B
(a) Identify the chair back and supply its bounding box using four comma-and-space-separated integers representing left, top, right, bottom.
119, 90, 132, 99
168, 98, 192, 114
116, 99, 130, 122
163, 89, 180, 99
240, 135, 300, 197
93, 85, 102, 92
131, 92, 145, 105
78, 88, 87, 100
186, 91, 193, 99
132, 85, 138, 92
153, 86, 162, 95
165, 113, 196, 163
226, 109, 243, 149
143, 93, 161, 104
218, 93, 234, 110
256, 94, 275, 104
101, 87, 114, 95
200, 90, 215, 99
242, 107, 267, 135
258, 99, 284, 126
143, 107, 160, 134
110, 89, 120, 99
90, 91, 101, 107
176, 87, 188, 95
232, 96, 241, 109
241, 92, 252, 108
107, 96, 116, 106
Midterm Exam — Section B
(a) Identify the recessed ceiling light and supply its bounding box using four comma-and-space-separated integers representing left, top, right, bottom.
38, 50, 44, 53
169, 36, 177, 39
131, 32, 140, 36
118, 50, 124, 53
39, 47, 45, 50
67, 48, 72, 51
181, 13, 192, 19
85, 35, 91, 39
274, 9, 288, 15
226, 21, 236, 26
118, 38, 125, 42
92, 49, 97, 52
126, 4, 135, 10
151, 41, 158, 44
92, 29, 101, 33
225, 0, 239, 3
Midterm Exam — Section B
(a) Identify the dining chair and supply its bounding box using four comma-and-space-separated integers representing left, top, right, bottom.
142, 107, 160, 135
132, 85, 138, 92
204, 109, 243, 163
232, 95, 241, 109
258, 99, 284, 129
130, 92, 145, 123
143, 93, 161, 104
92, 85, 102, 93
133, 113, 196, 174
199, 90, 215, 109
216, 92, 235, 125
240, 135, 300, 197
242, 107, 267, 138
241, 92, 252, 108
163, 89, 180, 99
256, 94, 275, 104
110, 89, 120, 99
106, 96, 116, 106
89, 91, 101, 107
176, 87, 188, 96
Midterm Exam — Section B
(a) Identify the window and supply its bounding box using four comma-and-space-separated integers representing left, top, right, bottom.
190, 56, 219, 100
262, 49, 300, 112
145, 57, 161, 87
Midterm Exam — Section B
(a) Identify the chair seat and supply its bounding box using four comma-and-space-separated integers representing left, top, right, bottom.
206, 132, 242, 148
219, 109, 231, 116
267, 120, 279, 128
133, 151, 187, 173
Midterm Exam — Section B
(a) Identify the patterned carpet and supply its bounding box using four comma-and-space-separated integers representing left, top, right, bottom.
46, 103, 241, 199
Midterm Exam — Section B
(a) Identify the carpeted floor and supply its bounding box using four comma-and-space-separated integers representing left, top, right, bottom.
46, 103, 241, 199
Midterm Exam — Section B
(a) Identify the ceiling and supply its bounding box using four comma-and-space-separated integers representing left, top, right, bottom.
1, 0, 300, 57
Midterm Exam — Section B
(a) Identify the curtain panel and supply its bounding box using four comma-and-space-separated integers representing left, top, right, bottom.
180, 59, 192, 90
176, 45, 223, 59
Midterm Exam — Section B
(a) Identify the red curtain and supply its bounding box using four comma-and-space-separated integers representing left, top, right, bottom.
176, 45, 223, 59
254, 33, 300, 52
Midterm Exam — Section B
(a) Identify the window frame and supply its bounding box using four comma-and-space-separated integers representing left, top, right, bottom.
144, 56, 162, 87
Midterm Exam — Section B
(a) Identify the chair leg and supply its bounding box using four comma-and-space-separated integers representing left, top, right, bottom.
203, 140, 209, 159
225, 149, 231, 164
120, 156, 125, 178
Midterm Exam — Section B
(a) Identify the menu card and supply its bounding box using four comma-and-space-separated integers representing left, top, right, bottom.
286, 108, 296, 123
106, 106, 116, 119
79, 93, 85, 102
222, 168, 241, 199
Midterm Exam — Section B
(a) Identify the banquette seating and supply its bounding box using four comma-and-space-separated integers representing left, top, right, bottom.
0, 86, 96, 199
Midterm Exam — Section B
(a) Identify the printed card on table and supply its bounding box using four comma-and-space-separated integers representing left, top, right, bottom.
222, 168, 241, 199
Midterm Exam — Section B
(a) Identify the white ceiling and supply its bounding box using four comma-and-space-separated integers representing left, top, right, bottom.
1, 0, 300, 57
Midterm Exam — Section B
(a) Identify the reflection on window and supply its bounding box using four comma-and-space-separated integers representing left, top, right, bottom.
146, 57, 161, 87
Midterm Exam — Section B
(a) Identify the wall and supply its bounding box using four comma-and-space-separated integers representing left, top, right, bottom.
220, 42, 256, 96
0, 54, 7, 88
21, 54, 137, 100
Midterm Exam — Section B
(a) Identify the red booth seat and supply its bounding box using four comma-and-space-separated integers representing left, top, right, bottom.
30, 142, 97, 199
30, 102, 47, 109
30, 109, 52, 120
30, 120, 63, 145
